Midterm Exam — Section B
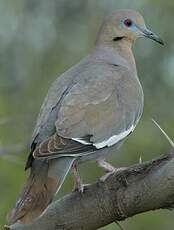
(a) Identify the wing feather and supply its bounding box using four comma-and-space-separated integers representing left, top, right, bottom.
33, 134, 97, 159
29, 63, 143, 163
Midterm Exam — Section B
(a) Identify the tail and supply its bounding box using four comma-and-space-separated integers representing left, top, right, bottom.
8, 157, 75, 224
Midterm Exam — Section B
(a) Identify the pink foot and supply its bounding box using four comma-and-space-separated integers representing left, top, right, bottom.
72, 162, 89, 192
97, 159, 127, 181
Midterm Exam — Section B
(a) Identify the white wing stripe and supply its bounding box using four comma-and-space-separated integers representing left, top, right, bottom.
94, 125, 135, 149
72, 125, 135, 149
72, 138, 91, 145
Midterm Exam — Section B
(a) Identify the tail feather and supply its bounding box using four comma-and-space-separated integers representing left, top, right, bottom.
8, 157, 75, 224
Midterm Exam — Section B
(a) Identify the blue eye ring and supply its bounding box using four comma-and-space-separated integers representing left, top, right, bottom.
124, 19, 132, 27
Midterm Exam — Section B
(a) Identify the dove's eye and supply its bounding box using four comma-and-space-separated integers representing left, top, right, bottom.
124, 19, 133, 27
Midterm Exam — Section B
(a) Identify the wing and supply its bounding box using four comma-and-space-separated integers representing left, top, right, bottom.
33, 63, 143, 160
33, 133, 97, 159
26, 57, 91, 168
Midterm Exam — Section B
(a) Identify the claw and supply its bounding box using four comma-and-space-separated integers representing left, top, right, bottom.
100, 171, 115, 181
97, 159, 127, 181
73, 183, 90, 193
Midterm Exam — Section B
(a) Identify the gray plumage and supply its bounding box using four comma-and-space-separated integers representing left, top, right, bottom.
31, 47, 143, 161
8, 9, 163, 224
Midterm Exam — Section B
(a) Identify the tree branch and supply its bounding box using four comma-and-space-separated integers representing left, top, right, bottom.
5, 151, 174, 230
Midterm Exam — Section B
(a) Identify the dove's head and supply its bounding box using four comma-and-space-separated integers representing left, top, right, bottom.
96, 9, 164, 46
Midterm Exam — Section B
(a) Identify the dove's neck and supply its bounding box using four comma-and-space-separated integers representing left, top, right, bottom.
94, 41, 137, 75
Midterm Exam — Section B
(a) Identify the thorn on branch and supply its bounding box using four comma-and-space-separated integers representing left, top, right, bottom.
152, 118, 174, 148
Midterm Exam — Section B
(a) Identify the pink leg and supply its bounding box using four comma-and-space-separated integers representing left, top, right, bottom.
72, 162, 85, 192
97, 159, 116, 172
97, 159, 126, 181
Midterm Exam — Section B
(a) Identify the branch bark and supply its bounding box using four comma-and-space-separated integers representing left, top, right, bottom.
6, 151, 174, 230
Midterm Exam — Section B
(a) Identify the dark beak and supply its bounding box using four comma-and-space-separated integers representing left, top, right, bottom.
135, 24, 164, 45
142, 28, 164, 45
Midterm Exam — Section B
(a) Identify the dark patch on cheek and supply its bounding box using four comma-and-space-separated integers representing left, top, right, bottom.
112, 36, 125, 42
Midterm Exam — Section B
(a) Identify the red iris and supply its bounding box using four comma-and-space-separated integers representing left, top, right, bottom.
124, 19, 132, 27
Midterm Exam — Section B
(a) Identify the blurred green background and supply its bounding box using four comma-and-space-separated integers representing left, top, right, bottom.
0, 0, 174, 229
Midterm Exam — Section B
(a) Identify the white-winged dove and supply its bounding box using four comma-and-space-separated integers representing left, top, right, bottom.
8, 9, 163, 224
